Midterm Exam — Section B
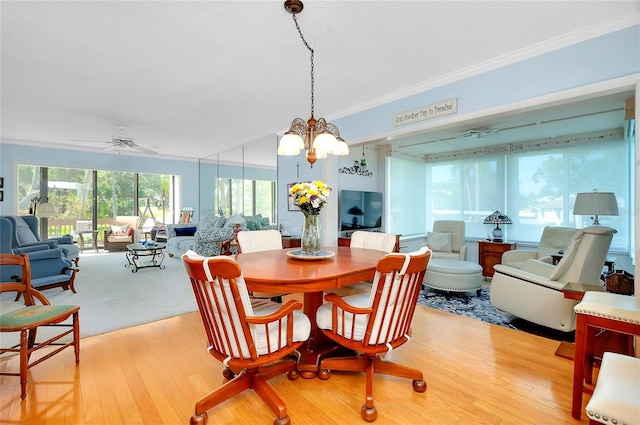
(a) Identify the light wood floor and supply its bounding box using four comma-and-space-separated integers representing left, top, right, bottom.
1, 297, 590, 425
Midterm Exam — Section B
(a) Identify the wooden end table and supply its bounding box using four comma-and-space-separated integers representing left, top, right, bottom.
555, 282, 633, 361
477, 240, 516, 278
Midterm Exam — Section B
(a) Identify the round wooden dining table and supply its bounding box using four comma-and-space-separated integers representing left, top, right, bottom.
234, 246, 387, 378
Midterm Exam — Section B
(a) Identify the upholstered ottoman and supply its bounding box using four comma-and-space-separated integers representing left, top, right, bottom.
424, 259, 483, 296
585, 352, 640, 425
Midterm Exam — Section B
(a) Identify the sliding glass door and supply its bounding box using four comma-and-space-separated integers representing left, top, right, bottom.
17, 165, 177, 247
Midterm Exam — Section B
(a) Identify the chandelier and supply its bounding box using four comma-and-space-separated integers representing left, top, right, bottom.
277, 0, 349, 168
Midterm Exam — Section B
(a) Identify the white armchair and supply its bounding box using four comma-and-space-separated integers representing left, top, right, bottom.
501, 226, 578, 269
490, 226, 616, 332
427, 220, 466, 260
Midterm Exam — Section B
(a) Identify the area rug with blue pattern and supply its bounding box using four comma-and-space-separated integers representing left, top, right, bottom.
418, 286, 575, 342
418, 286, 517, 329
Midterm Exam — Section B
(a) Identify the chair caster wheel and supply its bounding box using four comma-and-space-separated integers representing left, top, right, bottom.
273, 414, 290, 425
222, 367, 235, 380
287, 369, 300, 380
361, 405, 377, 422
413, 379, 427, 392
318, 369, 331, 380
190, 412, 208, 425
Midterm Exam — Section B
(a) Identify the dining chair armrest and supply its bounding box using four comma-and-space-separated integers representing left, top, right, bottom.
245, 300, 303, 325
324, 292, 373, 315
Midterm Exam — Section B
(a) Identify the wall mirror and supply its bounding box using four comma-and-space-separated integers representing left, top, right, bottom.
198, 135, 278, 224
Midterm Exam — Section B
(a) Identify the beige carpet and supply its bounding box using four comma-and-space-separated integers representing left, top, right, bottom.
0, 249, 197, 345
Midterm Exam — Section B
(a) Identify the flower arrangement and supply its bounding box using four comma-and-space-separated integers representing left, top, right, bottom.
288, 180, 332, 215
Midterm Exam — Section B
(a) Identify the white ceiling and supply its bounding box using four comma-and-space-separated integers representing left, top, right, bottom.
1, 1, 638, 164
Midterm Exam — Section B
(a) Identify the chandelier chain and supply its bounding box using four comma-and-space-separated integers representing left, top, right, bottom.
292, 14, 314, 118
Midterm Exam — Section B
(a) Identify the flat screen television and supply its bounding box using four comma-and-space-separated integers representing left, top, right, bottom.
340, 190, 383, 232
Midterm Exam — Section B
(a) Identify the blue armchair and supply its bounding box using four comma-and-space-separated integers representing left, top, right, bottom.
3, 215, 80, 265
0, 218, 78, 296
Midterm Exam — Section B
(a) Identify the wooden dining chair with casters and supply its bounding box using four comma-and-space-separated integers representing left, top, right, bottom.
316, 246, 432, 422
0, 253, 80, 400
333, 231, 398, 296
236, 229, 288, 302
181, 251, 311, 425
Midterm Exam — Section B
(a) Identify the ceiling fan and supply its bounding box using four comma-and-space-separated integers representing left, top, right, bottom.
456, 127, 500, 140
71, 125, 157, 154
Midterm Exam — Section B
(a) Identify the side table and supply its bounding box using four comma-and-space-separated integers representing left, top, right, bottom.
477, 240, 516, 278
282, 236, 301, 248
556, 282, 633, 361
77, 230, 99, 252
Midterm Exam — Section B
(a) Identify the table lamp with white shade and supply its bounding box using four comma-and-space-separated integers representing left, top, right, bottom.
573, 189, 619, 226
37, 202, 58, 218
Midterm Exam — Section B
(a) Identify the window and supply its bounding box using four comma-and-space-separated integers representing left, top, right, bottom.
388, 138, 630, 251
506, 141, 628, 250
429, 158, 502, 238
215, 178, 276, 223
17, 165, 178, 242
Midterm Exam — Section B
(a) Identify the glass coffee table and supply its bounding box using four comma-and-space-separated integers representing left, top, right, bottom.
125, 242, 167, 273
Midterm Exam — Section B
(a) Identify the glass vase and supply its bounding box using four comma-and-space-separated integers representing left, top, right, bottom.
301, 213, 321, 255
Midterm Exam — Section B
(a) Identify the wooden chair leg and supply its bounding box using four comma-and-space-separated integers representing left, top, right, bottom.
361, 357, 377, 422
73, 312, 80, 364
19, 330, 28, 399
193, 364, 295, 425
193, 370, 253, 422
373, 357, 424, 382
319, 354, 368, 374
252, 374, 289, 421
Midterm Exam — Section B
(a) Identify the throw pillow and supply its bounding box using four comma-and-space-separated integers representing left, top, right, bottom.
245, 216, 261, 231
174, 226, 197, 237
427, 231, 452, 253
111, 225, 129, 236
127, 227, 134, 236
224, 214, 246, 230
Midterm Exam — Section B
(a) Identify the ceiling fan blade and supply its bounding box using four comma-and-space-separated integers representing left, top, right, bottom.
130, 144, 158, 155
70, 139, 110, 144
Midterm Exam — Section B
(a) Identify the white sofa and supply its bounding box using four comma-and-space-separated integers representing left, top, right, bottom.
501, 226, 578, 269
490, 226, 616, 332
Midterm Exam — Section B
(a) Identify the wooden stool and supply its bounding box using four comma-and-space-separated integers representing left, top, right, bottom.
572, 291, 640, 419
585, 352, 640, 425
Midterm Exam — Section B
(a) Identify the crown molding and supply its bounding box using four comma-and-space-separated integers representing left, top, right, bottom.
0, 139, 199, 163
328, 15, 639, 122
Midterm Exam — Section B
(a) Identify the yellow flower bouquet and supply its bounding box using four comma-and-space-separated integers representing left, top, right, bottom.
288, 180, 332, 216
